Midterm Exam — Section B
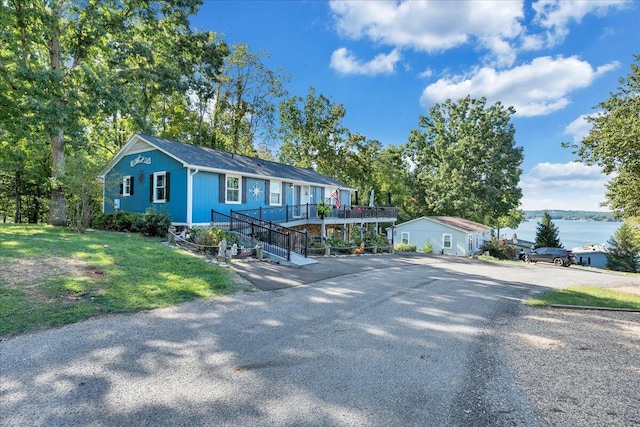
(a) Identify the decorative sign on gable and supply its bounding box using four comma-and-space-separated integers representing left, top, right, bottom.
130, 155, 151, 167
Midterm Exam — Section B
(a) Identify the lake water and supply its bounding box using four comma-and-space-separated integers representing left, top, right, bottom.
499, 219, 621, 249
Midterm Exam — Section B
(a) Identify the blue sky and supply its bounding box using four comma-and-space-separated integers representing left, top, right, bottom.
192, 0, 639, 212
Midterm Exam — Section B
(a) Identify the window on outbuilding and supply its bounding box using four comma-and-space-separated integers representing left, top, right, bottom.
401, 232, 409, 245
443, 234, 452, 249
468, 234, 473, 251
121, 175, 133, 196
151, 171, 169, 203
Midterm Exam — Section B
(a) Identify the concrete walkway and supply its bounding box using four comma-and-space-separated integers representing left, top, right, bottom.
231, 252, 461, 290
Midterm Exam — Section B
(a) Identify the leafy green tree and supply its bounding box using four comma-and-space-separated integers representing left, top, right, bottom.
405, 96, 523, 225
185, 32, 229, 146
534, 212, 563, 248
375, 145, 414, 214
606, 219, 640, 272
336, 136, 414, 219
212, 44, 290, 155
278, 87, 348, 178
65, 150, 103, 233
494, 208, 525, 242
567, 55, 640, 218
0, 0, 203, 225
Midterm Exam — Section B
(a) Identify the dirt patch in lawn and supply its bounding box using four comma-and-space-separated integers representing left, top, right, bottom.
0, 257, 106, 300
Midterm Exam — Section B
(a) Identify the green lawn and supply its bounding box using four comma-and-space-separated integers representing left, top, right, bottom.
0, 224, 238, 337
526, 286, 640, 310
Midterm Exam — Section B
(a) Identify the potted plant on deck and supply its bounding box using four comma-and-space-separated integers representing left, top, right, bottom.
317, 201, 332, 243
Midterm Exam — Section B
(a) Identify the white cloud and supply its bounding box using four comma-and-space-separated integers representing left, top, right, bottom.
329, 0, 524, 66
520, 162, 610, 211
531, 0, 630, 47
330, 47, 401, 76
329, 1, 629, 69
418, 68, 434, 79
564, 115, 592, 143
420, 56, 620, 117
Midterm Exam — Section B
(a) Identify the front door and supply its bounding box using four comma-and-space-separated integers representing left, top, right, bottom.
293, 185, 301, 217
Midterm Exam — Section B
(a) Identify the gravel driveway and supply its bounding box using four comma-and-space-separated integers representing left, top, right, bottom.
1, 255, 639, 426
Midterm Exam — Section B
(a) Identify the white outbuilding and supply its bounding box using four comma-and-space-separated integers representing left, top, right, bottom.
389, 216, 492, 256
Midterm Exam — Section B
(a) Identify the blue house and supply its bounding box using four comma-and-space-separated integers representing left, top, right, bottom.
100, 134, 397, 250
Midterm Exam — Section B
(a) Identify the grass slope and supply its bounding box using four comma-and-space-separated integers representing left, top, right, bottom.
0, 224, 234, 337
527, 286, 640, 310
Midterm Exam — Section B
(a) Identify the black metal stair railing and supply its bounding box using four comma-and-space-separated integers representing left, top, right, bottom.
230, 211, 308, 258
210, 210, 308, 260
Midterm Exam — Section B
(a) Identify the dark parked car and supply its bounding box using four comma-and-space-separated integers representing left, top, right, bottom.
523, 247, 576, 267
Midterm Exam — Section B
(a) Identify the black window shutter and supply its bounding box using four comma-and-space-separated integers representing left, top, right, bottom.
241, 178, 247, 204
165, 172, 170, 202
264, 180, 270, 205
219, 174, 225, 203
119, 181, 123, 195
149, 174, 154, 202
130, 178, 134, 196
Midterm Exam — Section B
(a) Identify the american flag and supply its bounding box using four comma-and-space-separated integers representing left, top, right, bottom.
331, 189, 341, 209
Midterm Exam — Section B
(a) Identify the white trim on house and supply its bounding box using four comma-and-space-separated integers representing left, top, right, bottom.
122, 175, 132, 196
186, 168, 198, 224
225, 175, 242, 204
269, 180, 282, 206
401, 232, 410, 245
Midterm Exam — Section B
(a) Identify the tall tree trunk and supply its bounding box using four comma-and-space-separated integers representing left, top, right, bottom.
14, 171, 21, 223
47, 2, 67, 226
49, 128, 67, 225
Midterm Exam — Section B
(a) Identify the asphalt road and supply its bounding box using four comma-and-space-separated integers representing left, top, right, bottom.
2, 256, 639, 426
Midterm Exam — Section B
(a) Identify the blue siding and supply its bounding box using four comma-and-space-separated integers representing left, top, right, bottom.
104, 150, 187, 223
195, 174, 270, 222
105, 148, 355, 226
244, 178, 268, 210
192, 172, 221, 223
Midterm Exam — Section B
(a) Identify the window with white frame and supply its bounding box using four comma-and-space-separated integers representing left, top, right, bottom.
226, 175, 240, 203
443, 234, 452, 249
468, 234, 473, 251
122, 175, 132, 196
270, 180, 281, 205
401, 232, 409, 245
153, 172, 167, 202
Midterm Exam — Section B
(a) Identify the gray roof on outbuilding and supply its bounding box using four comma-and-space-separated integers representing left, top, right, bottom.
138, 133, 351, 188
427, 216, 492, 232
395, 216, 492, 233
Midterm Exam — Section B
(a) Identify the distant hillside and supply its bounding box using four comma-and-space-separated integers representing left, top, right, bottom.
524, 210, 618, 222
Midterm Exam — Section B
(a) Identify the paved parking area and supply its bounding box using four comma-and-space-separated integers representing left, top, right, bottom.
231, 253, 471, 290
2, 254, 639, 426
